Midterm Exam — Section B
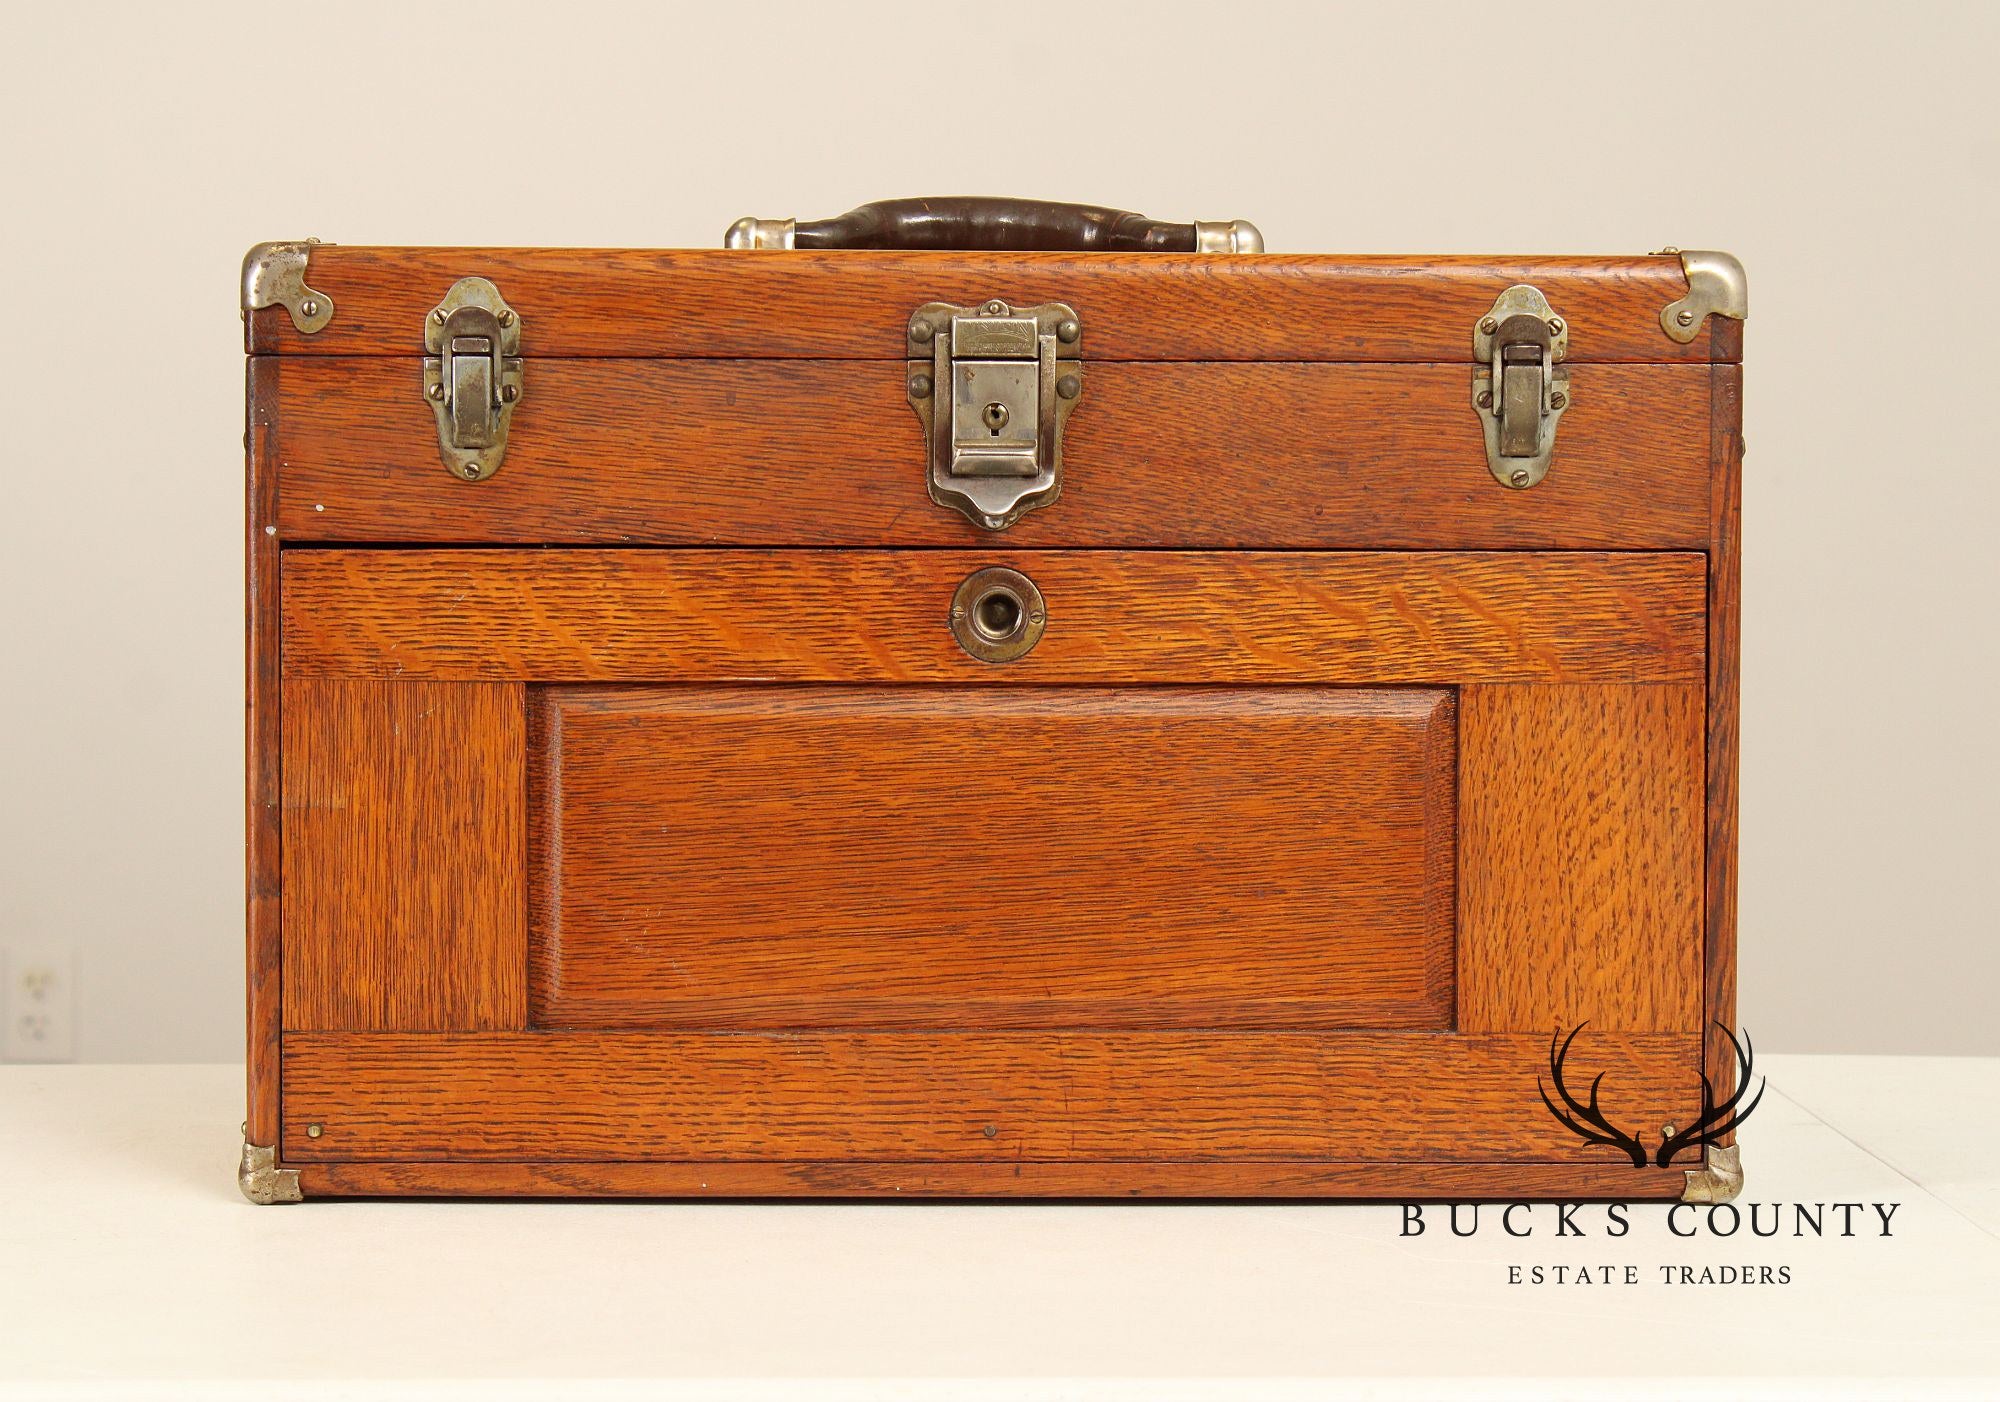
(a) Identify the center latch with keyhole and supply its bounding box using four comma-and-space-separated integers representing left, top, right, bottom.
905, 298, 1083, 531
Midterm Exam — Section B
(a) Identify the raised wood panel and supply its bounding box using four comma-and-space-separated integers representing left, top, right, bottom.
280, 550, 1707, 685
281, 1031, 1701, 1163
529, 687, 1455, 1030
281, 680, 527, 1030
247, 248, 1725, 363
298, 1159, 1691, 1200
1457, 685, 1705, 1033
271, 360, 1711, 549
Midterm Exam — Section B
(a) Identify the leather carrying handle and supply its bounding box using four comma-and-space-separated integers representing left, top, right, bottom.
725, 198, 1263, 253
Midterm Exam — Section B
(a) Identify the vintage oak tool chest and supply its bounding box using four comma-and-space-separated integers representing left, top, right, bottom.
238, 199, 1747, 1203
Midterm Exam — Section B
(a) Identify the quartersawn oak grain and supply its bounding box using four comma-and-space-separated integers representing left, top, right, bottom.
529, 687, 1456, 1031
1456, 685, 1705, 1033
270, 360, 1712, 549
297, 1159, 1692, 1201
1705, 363, 1745, 1132
281, 680, 527, 1031
244, 359, 282, 1145
246, 249, 1728, 363
280, 550, 1707, 685
281, 1030, 1701, 1163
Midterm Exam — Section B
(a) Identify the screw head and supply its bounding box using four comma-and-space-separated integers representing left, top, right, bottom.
1677, 309, 1696, 327
1056, 318, 1080, 343
427, 382, 444, 401
1663, 1122, 1678, 1137
1479, 316, 1498, 335
433, 308, 447, 324
910, 319, 934, 343
501, 383, 519, 402
1547, 317, 1565, 336
1476, 389, 1493, 408
1550, 391, 1567, 408
299, 298, 320, 318
983, 300, 1007, 315
462, 463, 481, 479
908, 373, 932, 398
1056, 374, 1081, 399
496, 309, 514, 328
1509, 468, 1531, 488
982, 1123, 999, 1139
306, 1123, 323, 1139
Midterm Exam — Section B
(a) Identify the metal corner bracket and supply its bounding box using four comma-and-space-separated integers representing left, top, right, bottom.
241, 240, 334, 335
238, 1139, 303, 1205
1659, 249, 1748, 343
1679, 1142, 1744, 1203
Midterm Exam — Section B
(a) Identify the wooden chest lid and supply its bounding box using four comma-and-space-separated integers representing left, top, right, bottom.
243, 246, 1741, 364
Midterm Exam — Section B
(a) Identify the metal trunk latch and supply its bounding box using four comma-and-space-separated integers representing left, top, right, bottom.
907, 299, 1082, 531
1472, 285, 1570, 490
423, 277, 524, 482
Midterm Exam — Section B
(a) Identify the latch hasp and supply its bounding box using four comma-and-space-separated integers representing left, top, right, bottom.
1471, 284, 1570, 490
906, 299, 1082, 530
422, 277, 524, 482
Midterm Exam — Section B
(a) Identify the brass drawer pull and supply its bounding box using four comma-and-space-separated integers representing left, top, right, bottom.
950, 567, 1045, 663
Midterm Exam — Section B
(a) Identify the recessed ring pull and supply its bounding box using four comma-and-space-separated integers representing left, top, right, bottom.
949, 567, 1045, 663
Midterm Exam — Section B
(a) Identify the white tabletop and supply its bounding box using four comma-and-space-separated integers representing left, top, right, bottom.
1, 1056, 1995, 1400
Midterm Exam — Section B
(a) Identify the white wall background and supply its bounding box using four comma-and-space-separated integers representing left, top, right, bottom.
0, 0, 1994, 1060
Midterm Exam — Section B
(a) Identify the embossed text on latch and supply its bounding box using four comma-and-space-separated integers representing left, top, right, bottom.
907, 299, 1082, 531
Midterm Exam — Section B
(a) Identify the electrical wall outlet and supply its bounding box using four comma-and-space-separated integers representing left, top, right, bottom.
3, 947, 75, 1062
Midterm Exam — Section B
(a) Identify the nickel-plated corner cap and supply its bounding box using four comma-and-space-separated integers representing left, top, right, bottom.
238, 1140, 303, 1205
1193, 218, 1265, 254
724, 216, 796, 250
1680, 1142, 1744, 1203
1660, 249, 1747, 343
242, 240, 334, 334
